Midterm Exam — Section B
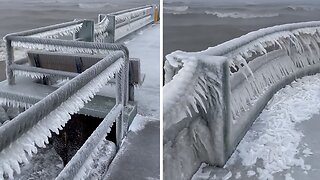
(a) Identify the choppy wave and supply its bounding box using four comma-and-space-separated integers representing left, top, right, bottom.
284, 5, 315, 12
205, 11, 279, 19
164, 6, 189, 12
78, 3, 114, 9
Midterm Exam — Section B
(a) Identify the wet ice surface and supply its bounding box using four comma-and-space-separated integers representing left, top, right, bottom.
124, 24, 160, 119
192, 74, 320, 180
105, 116, 160, 180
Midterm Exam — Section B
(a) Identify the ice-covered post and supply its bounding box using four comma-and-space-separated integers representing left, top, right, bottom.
5, 39, 15, 85
115, 46, 129, 148
212, 57, 231, 166
106, 15, 116, 43
73, 20, 94, 42
115, 68, 123, 147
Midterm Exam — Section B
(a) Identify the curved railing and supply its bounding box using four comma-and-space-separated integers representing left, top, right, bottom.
164, 21, 320, 180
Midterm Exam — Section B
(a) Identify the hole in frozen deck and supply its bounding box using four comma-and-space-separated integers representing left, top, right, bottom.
52, 114, 117, 165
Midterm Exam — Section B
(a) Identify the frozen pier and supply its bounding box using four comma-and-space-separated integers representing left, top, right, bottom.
0, 5, 159, 180
105, 117, 160, 180
164, 21, 320, 180
105, 22, 160, 180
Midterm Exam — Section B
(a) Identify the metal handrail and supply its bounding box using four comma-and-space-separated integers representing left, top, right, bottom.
0, 51, 124, 152
3, 20, 85, 37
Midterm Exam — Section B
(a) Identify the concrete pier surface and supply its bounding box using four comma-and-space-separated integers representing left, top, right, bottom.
104, 117, 160, 180
125, 23, 160, 119
192, 114, 320, 180
103, 23, 160, 180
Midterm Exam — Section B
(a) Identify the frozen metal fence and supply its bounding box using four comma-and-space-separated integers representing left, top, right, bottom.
98, 5, 156, 43
0, 18, 131, 179
164, 21, 320, 180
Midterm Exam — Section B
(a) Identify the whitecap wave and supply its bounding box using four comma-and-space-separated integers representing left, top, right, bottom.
164, 6, 189, 12
285, 5, 315, 12
78, 3, 114, 9
205, 11, 279, 19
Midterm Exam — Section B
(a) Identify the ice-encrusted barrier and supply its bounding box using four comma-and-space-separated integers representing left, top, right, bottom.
100, 5, 156, 43
164, 21, 320, 180
0, 16, 132, 179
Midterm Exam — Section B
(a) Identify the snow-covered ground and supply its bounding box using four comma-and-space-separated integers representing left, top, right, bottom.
192, 73, 320, 180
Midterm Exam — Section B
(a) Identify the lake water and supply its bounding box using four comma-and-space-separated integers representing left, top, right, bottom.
164, 1, 320, 58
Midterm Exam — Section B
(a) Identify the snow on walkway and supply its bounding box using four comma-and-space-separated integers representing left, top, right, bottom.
103, 24, 160, 179
125, 23, 160, 119
192, 74, 320, 180
104, 115, 160, 180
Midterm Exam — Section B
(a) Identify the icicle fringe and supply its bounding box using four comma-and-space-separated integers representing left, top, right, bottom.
11, 41, 111, 55
0, 59, 124, 179
28, 23, 83, 39
165, 24, 320, 128
94, 17, 109, 42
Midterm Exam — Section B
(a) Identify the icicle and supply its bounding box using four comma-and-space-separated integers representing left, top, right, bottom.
14, 69, 71, 81
0, 59, 124, 179
115, 15, 152, 40
115, 7, 152, 25
0, 97, 32, 109
11, 41, 111, 55
94, 17, 109, 42
28, 23, 83, 39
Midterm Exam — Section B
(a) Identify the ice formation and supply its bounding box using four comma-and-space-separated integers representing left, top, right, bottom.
115, 7, 152, 25
13, 69, 72, 81
164, 21, 320, 180
94, 16, 109, 42
165, 23, 320, 127
115, 15, 152, 41
226, 26, 320, 123
229, 74, 320, 179
163, 53, 226, 130
0, 97, 33, 109
11, 40, 112, 55
0, 57, 124, 179
28, 23, 83, 39
191, 73, 320, 180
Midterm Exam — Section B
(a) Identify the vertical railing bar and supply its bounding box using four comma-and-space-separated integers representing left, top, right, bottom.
6, 40, 14, 85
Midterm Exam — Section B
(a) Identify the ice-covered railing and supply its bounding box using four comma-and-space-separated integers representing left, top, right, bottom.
164, 21, 320, 180
94, 15, 109, 42
99, 5, 156, 43
0, 25, 130, 178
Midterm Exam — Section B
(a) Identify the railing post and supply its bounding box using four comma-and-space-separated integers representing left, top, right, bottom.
115, 55, 130, 148
6, 39, 15, 85
74, 20, 94, 42
98, 14, 104, 22
115, 69, 123, 148
106, 15, 115, 43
